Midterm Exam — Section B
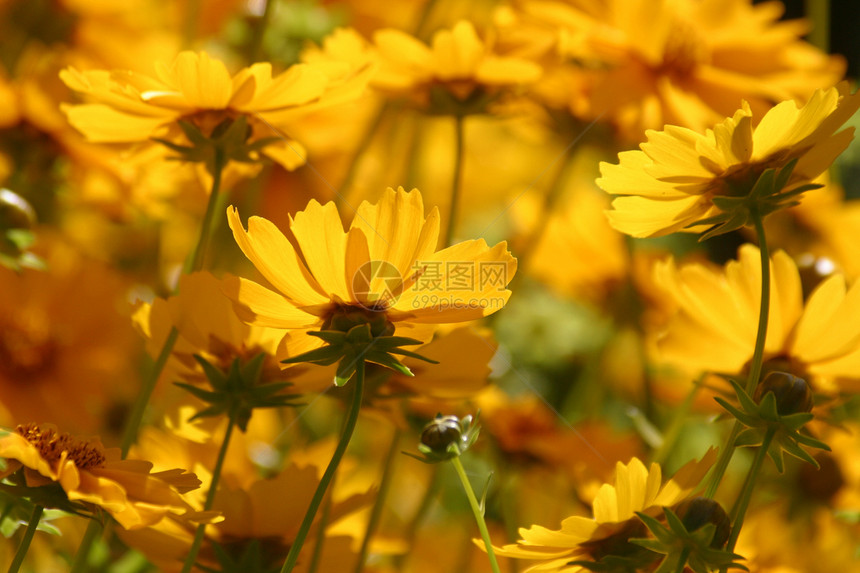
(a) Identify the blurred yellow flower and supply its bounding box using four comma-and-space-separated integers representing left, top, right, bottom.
653, 244, 860, 395
0, 423, 200, 530
598, 85, 860, 238
372, 20, 541, 110
60, 50, 372, 171
223, 186, 516, 358
497, 0, 846, 138
490, 450, 716, 571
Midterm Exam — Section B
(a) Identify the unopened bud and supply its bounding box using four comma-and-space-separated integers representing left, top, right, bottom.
675, 497, 730, 548
0, 189, 36, 230
753, 371, 813, 415
420, 415, 464, 453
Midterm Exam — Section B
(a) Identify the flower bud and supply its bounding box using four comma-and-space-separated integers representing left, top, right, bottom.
675, 497, 730, 548
420, 415, 464, 454
0, 189, 36, 231
753, 371, 813, 415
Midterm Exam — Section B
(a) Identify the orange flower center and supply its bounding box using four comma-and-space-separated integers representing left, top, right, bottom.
657, 19, 709, 80
16, 423, 106, 470
0, 316, 58, 380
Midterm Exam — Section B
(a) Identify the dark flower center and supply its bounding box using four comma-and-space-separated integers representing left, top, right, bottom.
16, 423, 106, 470
0, 316, 58, 380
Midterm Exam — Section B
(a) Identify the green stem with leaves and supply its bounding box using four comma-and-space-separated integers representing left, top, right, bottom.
450, 456, 501, 573
7, 504, 43, 573
444, 114, 465, 248
675, 547, 691, 573
280, 360, 366, 573
705, 209, 770, 498
180, 411, 238, 573
354, 426, 402, 573
120, 151, 226, 457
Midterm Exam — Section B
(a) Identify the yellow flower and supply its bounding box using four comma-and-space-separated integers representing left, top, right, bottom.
223, 186, 516, 360
372, 20, 541, 110
60, 50, 372, 171
490, 450, 716, 571
0, 424, 201, 530
653, 244, 860, 395
598, 85, 860, 238
496, 0, 846, 138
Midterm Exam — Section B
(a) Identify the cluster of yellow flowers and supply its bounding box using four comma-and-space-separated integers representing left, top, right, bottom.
2, 1, 860, 572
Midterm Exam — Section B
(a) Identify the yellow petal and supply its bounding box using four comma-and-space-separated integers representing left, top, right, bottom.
221, 275, 322, 329
289, 200, 350, 301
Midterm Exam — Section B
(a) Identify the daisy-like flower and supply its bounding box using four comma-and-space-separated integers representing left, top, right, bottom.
372, 20, 542, 112
60, 50, 373, 172
653, 244, 860, 396
490, 450, 716, 571
223, 186, 516, 363
0, 423, 201, 530
598, 84, 860, 239
495, 0, 845, 139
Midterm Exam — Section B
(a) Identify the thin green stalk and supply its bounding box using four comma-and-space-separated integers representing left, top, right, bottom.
280, 360, 366, 573
650, 378, 702, 466
335, 102, 390, 207
805, 0, 830, 51
725, 427, 776, 555
705, 210, 770, 498
444, 115, 465, 248
449, 456, 501, 573
394, 466, 440, 571
8, 504, 43, 573
69, 519, 103, 573
353, 426, 402, 573
249, 0, 275, 63
307, 491, 334, 573
182, 0, 201, 48
675, 547, 691, 573
120, 152, 226, 457
180, 412, 238, 573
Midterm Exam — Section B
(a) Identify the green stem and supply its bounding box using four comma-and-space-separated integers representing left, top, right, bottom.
449, 456, 501, 573
182, 0, 201, 48
705, 209, 770, 498
805, 0, 830, 51
675, 547, 691, 573
69, 519, 103, 573
394, 466, 440, 571
444, 114, 465, 248
335, 102, 390, 208
7, 504, 43, 573
725, 427, 776, 554
249, 0, 275, 63
120, 152, 226, 457
353, 426, 402, 573
650, 377, 702, 466
180, 412, 238, 573
307, 491, 334, 573
280, 360, 366, 573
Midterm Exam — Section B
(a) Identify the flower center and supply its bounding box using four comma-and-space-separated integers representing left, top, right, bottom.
579, 518, 648, 561
797, 453, 845, 503
657, 18, 709, 80
16, 423, 106, 470
0, 315, 58, 380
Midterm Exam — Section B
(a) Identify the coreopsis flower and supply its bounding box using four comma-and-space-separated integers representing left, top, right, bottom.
490, 450, 716, 571
0, 424, 201, 530
598, 84, 860, 239
0, 238, 137, 435
223, 186, 516, 370
495, 0, 846, 139
60, 50, 373, 173
372, 20, 542, 113
652, 244, 860, 396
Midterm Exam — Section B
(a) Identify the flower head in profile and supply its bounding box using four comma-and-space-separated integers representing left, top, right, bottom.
495, 0, 846, 139
489, 450, 716, 571
223, 187, 516, 382
0, 424, 201, 530
60, 50, 372, 173
598, 84, 860, 239
372, 20, 541, 114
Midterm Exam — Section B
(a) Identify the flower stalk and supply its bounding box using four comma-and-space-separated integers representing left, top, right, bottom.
280, 359, 366, 573
450, 456, 501, 573
444, 114, 465, 248
7, 504, 43, 573
705, 207, 770, 498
